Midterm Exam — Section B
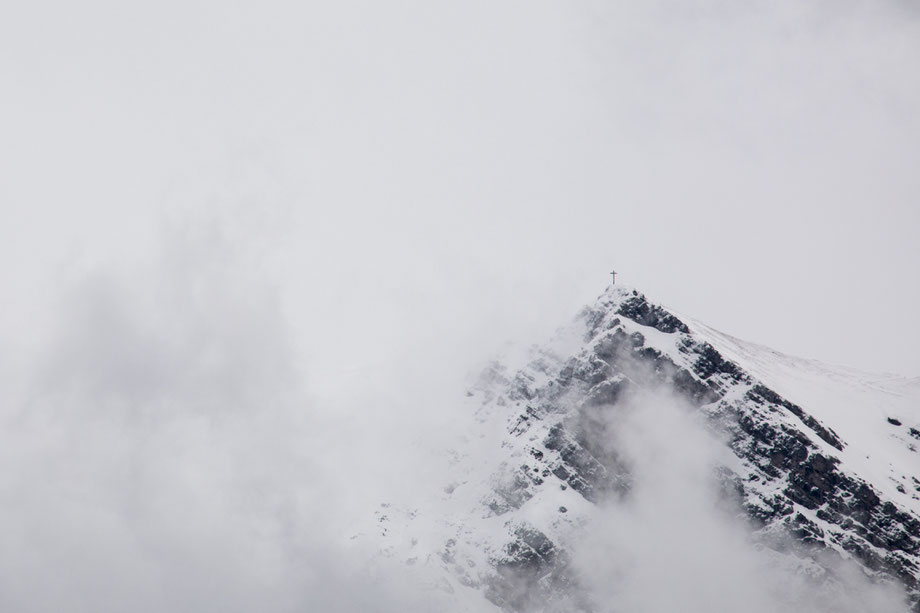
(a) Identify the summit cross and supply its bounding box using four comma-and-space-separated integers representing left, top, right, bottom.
610, 270, 617, 285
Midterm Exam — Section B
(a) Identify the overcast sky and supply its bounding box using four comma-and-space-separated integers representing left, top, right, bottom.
3, 0, 920, 378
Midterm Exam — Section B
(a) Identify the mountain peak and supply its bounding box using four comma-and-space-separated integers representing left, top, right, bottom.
594, 285, 690, 335
364, 287, 920, 612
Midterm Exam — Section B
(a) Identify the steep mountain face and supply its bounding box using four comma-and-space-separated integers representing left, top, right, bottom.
365, 286, 920, 612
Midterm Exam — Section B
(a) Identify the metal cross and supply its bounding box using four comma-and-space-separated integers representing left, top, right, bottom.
610, 270, 617, 285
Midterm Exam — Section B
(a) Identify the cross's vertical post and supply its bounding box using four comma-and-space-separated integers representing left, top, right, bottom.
610, 270, 617, 285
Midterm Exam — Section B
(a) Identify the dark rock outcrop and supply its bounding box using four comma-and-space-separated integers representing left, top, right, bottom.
476, 288, 920, 612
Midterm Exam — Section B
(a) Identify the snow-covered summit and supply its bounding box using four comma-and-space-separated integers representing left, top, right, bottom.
361, 285, 920, 612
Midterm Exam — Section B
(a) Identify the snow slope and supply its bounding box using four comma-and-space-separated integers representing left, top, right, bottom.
689, 318, 920, 510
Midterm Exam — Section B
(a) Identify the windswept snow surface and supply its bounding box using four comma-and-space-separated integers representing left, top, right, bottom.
688, 317, 920, 509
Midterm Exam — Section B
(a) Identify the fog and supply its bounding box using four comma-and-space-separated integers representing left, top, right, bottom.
570, 390, 909, 613
0, 229, 414, 612
2, 0, 919, 611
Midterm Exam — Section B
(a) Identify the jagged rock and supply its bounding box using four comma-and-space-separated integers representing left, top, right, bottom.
616, 293, 690, 333
380, 286, 920, 612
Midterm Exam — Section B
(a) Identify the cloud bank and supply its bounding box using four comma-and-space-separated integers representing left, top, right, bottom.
570, 390, 909, 613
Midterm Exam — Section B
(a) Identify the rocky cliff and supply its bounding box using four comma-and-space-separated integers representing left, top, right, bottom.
368, 286, 920, 612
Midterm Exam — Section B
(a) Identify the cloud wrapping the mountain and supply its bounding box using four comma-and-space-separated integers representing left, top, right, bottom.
0, 224, 430, 613
569, 389, 909, 613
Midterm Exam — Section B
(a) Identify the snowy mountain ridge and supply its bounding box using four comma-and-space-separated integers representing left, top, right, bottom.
359, 286, 920, 612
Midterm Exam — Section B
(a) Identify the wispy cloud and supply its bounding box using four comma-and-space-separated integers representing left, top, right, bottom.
569, 389, 908, 613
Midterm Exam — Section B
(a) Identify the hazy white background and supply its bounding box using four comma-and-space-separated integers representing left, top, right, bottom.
2, 0, 919, 378
1, 0, 919, 611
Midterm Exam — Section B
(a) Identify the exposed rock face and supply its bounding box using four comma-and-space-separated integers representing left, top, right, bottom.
472, 288, 920, 612
616, 295, 690, 334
